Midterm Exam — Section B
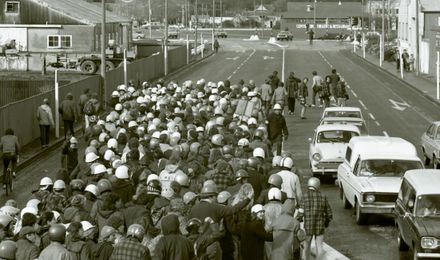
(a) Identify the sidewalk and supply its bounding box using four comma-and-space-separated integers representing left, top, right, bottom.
352, 49, 440, 105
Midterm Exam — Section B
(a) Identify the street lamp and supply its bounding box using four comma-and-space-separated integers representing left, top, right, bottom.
101, 0, 106, 109
164, 0, 169, 75
212, 0, 215, 51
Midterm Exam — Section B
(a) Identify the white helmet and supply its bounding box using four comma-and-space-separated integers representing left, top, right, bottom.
238, 138, 250, 147
104, 149, 115, 161
174, 173, 189, 187
85, 152, 99, 163
268, 187, 282, 201
147, 174, 159, 184
127, 86, 136, 93
272, 155, 282, 167
111, 90, 120, 97
98, 132, 108, 143
26, 199, 41, 210
93, 164, 107, 175
107, 138, 118, 149
281, 157, 294, 169
211, 134, 224, 146
251, 204, 264, 214
69, 137, 78, 144
53, 180, 66, 190
115, 103, 123, 111
253, 147, 265, 159
247, 117, 257, 126
40, 177, 53, 186
273, 103, 282, 110
115, 165, 129, 179
117, 84, 127, 92
152, 131, 161, 139
85, 184, 99, 196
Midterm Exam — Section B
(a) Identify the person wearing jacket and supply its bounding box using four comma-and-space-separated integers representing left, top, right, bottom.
271, 83, 286, 110
37, 98, 55, 148
93, 226, 116, 260
65, 222, 92, 260
286, 72, 301, 115
16, 226, 40, 260
59, 93, 77, 139
1, 128, 20, 181
266, 104, 288, 156
298, 77, 309, 119
270, 200, 305, 260
321, 76, 332, 108
155, 214, 194, 260
240, 204, 273, 260
335, 78, 348, 107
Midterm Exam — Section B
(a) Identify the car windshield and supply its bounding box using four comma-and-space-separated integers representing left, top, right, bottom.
321, 120, 368, 135
416, 195, 440, 217
359, 160, 423, 177
317, 130, 359, 143
324, 111, 361, 118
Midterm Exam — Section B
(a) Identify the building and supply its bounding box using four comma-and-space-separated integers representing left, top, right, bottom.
0, 0, 131, 71
366, 0, 400, 31
398, 0, 440, 75
280, 0, 363, 38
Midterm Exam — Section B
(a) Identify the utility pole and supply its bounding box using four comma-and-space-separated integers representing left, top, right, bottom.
415, 0, 420, 76
164, 0, 169, 75
148, 0, 152, 38
212, 0, 215, 51
101, 0, 107, 108
313, 0, 316, 30
195, 0, 198, 54
220, 0, 223, 28
380, 0, 385, 67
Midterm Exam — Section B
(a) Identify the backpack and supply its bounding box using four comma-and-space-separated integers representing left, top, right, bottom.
83, 100, 95, 116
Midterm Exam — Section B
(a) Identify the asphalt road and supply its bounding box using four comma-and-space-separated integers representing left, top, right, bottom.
5, 38, 439, 259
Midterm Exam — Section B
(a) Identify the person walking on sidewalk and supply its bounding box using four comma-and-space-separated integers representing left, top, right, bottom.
286, 72, 301, 115
311, 71, 323, 107
37, 98, 55, 148
59, 93, 77, 139
267, 104, 288, 156
0, 128, 20, 180
271, 83, 286, 111
261, 79, 273, 115
214, 38, 220, 54
299, 177, 333, 260
298, 77, 309, 119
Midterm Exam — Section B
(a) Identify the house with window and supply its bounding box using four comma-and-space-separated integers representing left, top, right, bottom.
398, 0, 440, 75
0, 0, 131, 71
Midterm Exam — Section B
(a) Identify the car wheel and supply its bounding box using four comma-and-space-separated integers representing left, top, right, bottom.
355, 199, 366, 225
397, 228, 409, 251
434, 156, 440, 169
422, 148, 431, 165
341, 187, 352, 209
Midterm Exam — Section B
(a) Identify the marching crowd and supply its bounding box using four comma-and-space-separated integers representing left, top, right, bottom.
0, 69, 343, 260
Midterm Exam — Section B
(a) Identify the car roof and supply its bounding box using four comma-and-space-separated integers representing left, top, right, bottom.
321, 117, 365, 123
349, 136, 419, 160
316, 124, 360, 133
404, 170, 440, 195
323, 107, 362, 112
430, 121, 440, 126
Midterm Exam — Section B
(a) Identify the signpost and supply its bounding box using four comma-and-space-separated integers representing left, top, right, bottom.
436, 33, 440, 100
54, 69, 59, 139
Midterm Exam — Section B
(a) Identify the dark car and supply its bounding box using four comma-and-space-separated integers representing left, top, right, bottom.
318, 32, 346, 40
168, 29, 179, 39
395, 170, 440, 260
276, 31, 293, 41
215, 30, 228, 38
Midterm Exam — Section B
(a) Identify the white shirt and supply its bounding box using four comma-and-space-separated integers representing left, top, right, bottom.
312, 75, 323, 87
276, 170, 303, 204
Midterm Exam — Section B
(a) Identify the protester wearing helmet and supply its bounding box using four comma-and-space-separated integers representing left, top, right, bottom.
43, 180, 68, 212
249, 129, 270, 160
111, 224, 150, 259
61, 136, 79, 176
277, 157, 303, 207
39, 224, 71, 260
112, 165, 134, 204
300, 177, 332, 260
267, 103, 288, 156
256, 174, 288, 205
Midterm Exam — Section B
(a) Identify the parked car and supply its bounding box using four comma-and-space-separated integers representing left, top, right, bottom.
421, 121, 440, 169
132, 30, 145, 39
395, 169, 440, 259
168, 28, 179, 39
337, 136, 423, 224
276, 31, 293, 41
320, 116, 368, 136
309, 124, 360, 178
318, 32, 346, 40
321, 107, 364, 122
215, 30, 228, 38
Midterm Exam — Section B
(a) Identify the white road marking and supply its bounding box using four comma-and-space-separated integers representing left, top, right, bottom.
350, 90, 358, 98
375, 121, 381, 126
389, 98, 410, 111
358, 100, 367, 110
226, 56, 239, 61
368, 113, 376, 120
263, 56, 275, 60
227, 48, 256, 80
383, 131, 389, 137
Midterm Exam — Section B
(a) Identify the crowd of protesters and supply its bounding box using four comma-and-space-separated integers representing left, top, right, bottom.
0, 70, 341, 259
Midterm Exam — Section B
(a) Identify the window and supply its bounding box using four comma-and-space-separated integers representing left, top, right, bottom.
345, 147, 352, 162
47, 35, 72, 49
426, 124, 435, 138
5, 1, 19, 14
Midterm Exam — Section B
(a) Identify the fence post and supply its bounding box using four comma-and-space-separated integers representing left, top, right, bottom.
54, 69, 60, 139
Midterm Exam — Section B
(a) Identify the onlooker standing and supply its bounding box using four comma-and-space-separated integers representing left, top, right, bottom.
321, 76, 331, 108
311, 71, 323, 107
59, 93, 77, 139
267, 104, 288, 156
1, 128, 20, 180
268, 71, 280, 93
298, 77, 309, 119
299, 177, 333, 260
408, 54, 415, 72
329, 69, 340, 100
83, 93, 101, 129
37, 98, 55, 148
260, 79, 272, 115
308, 29, 314, 45
402, 49, 410, 71
286, 72, 301, 115
271, 83, 286, 111
335, 79, 348, 107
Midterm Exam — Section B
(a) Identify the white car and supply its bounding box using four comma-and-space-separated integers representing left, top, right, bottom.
309, 124, 361, 177
421, 121, 440, 169
337, 136, 423, 224
132, 30, 145, 39
320, 107, 364, 122
320, 116, 368, 135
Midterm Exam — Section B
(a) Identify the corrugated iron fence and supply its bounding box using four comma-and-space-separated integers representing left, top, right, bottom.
0, 45, 192, 147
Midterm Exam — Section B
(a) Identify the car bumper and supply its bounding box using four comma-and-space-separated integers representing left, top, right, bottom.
360, 204, 395, 214
417, 252, 440, 258
311, 160, 342, 176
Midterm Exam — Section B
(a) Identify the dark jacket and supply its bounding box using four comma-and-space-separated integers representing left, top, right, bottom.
240, 218, 273, 260
16, 238, 39, 260
93, 241, 114, 260
112, 179, 134, 204
156, 214, 194, 260
59, 97, 77, 121
189, 198, 250, 223
267, 112, 288, 141
123, 202, 148, 228
298, 82, 308, 99
286, 76, 301, 98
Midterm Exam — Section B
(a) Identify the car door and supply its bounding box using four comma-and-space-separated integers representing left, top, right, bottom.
343, 156, 360, 206
423, 124, 436, 158
309, 130, 317, 161
395, 180, 411, 243
401, 184, 417, 245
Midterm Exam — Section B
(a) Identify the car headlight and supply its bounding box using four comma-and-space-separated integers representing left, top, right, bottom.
312, 153, 321, 161
364, 194, 375, 203
421, 237, 439, 249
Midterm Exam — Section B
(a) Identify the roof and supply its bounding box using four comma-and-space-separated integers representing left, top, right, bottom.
349, 136, 419, 160
323, 106, 362, 112
321, 116, 365, 123
404, 170, 440, 195
420, 0, 440, 12
255, 5, 268, 11
316, 123, 360, 133
29, 0, 131, 25
282, 2, 363, 19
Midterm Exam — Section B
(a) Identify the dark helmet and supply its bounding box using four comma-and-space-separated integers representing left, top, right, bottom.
70, 179, 85, 192
238, 159, 248, 169
235, 169, 249, 180
268, 174, 283, 188
49, 224, 66, 243
222, 145, 234, 156
247, 157, 260, 169
97, 179, 112, 194
0, 240, 17, 260
254, 129, 265, 140
186, 218, 202, 233
147, 179, 162, 195
127, 224, 145, 241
